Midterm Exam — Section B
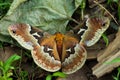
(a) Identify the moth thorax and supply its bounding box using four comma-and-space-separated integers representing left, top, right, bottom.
55, 33, 64, 60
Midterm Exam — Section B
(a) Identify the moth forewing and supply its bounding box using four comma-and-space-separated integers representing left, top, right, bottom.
8, 24, 39, 50
80, 17, 110, 47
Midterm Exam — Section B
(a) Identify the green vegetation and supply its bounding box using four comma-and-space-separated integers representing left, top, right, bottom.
46, 72, 67, 80
105, 58, 120, 80
0, 0, 12, 19
79, 0, 86, 20
107, 0, 120, 20
102, 34, 109, 46
113, 67, 120, 80
14, 70, 28, 80
0, 54, 21, 80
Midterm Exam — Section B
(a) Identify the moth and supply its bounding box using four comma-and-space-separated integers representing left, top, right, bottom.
8, 17, 110, 74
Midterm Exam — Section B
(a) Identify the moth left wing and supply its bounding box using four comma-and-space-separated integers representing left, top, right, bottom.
80, 17, 110, 47
62, 34, 87, 74
8, 23, 61, 72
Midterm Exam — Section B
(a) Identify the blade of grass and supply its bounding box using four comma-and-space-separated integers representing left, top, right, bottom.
4, 54, 21, 73
105, 58, 120, 64
102, 34, 109, 46
52, 72, 67, 78
0, 3, 10, 7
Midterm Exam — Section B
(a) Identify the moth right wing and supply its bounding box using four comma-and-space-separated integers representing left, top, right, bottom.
80, 17, 110, 47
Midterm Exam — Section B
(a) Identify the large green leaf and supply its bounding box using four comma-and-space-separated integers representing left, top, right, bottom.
0, 0, 83, 44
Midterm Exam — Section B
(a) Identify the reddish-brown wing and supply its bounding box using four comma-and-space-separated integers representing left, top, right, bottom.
8, 24, 61, 72
32, 35, 61, 72
62, 34, 87, 74
80, 17, 110, 47
8, 24, 39, 50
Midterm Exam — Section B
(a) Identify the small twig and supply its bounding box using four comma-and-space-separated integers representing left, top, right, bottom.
73, 20, 85, 31
70, 18, 80, 24
94, 1, 119, 25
